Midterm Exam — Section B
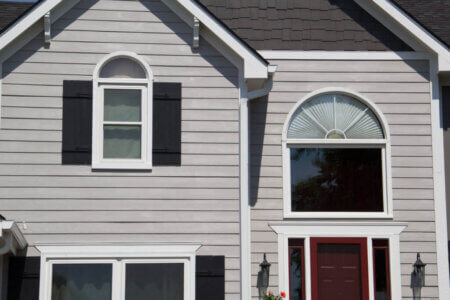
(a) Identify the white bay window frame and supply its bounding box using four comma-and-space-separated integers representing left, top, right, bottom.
92, 52, 153, 170
282, 87, 393, 219
37, 243, 201, 300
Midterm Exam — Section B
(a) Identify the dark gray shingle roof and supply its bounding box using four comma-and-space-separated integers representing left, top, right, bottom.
198, 0, 414, 51
393, 0, 450, 47
0, 0, 448, 50
0, 1, 35, 34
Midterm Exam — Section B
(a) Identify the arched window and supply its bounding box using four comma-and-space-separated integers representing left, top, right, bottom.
92, 52, 153, 169
282, 89, 392, 218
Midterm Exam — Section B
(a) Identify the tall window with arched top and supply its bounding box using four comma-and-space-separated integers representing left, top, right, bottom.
282, 90, 392, 218
92, 52, 153, 169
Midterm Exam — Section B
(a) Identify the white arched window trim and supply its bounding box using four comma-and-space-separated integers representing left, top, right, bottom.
92, 51, 154, 170
282, 87, 393, 219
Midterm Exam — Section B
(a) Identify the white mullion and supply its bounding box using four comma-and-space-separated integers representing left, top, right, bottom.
367, 238, 375, 300
333, 95, 337, 130
304, 237, 312, 300
103, 121, 143, 126
115, 260, 125, 300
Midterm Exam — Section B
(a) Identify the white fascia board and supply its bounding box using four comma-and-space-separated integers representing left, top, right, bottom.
356, 0, 450, 72
0, 0, 62, 52
259, 50, 431, 61
174, 0, 268, 79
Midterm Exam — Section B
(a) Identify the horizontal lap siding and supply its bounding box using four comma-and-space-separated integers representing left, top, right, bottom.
0, 0, 240, 298
249, 59, 436, 299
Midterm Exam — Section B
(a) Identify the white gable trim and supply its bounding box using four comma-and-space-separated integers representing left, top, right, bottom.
0, 0, 62, 51
259, 51, 431, 61
355, 0, 450, 72
0, 0, 269, 79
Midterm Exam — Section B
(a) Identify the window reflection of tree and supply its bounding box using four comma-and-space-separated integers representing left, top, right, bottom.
290, 248, 303, 300
290, 148, 383, 212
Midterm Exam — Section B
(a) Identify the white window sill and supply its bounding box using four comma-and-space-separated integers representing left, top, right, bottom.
92, 162, 152, 170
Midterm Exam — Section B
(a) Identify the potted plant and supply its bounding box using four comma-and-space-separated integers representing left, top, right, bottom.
263, 291, 286, 299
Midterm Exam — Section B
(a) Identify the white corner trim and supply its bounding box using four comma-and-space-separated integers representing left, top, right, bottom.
259, 51, 431, 61
270, 221, 407, 300
429, 58, 450, 298
192, 16, 200, 49
355, 0, 450, 72
43, 11, 51, 44
0, 0, 62, 51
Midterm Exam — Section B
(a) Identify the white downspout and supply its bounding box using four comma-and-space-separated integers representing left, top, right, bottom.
240, 66, 276, 300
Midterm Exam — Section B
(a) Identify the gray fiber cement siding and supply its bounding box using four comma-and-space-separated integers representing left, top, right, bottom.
0, 0, 241, 299
249, 59, 438, 299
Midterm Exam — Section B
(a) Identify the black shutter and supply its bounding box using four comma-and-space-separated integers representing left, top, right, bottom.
62, 80, 93, 165
7, 257, 40, 300
153, 82, 182, 166
196, 256, 225, 300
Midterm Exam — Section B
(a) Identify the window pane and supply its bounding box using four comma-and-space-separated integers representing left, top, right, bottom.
287, 94, 384, 140
289, 241, 304, 300
51, 264, 112, 300
104, 125, 141, 159
104, 89, 141, 122
100, 58, 146, 79
125, 263, 184, 300
291, 148, 383, 212
373, 240, 390, 300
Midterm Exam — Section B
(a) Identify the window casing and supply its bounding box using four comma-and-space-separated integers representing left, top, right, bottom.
37, 244, 200, 300
92, 52, 153, 170
282, 88, 392, 218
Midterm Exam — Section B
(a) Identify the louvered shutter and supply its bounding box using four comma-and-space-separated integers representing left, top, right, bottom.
7, 257, 40, 300
62, 80, 93, 164
153, 82, 182, 165
196, 256, 225, 300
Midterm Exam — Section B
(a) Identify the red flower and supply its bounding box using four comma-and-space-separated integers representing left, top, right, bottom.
280, 292, 286, 298
268, 291, 273, 296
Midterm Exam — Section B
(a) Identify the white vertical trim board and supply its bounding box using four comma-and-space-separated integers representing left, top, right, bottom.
429, 57, 450, 298
270, 221, 407, 300
36, 243, 201, 300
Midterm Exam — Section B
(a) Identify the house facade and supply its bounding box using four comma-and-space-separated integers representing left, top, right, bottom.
0, 1, 449, 300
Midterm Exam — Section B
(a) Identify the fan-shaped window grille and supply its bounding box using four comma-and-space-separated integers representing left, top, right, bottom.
287, 94, 384, 139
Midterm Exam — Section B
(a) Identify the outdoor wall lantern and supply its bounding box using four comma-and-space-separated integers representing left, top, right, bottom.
410, 253, 426, 300
257, 253, 271, 298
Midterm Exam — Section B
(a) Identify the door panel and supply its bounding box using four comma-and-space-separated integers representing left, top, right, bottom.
311, 238, 369, 300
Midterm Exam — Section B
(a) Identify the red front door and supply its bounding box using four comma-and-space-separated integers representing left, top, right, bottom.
310, 238, 369, 300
